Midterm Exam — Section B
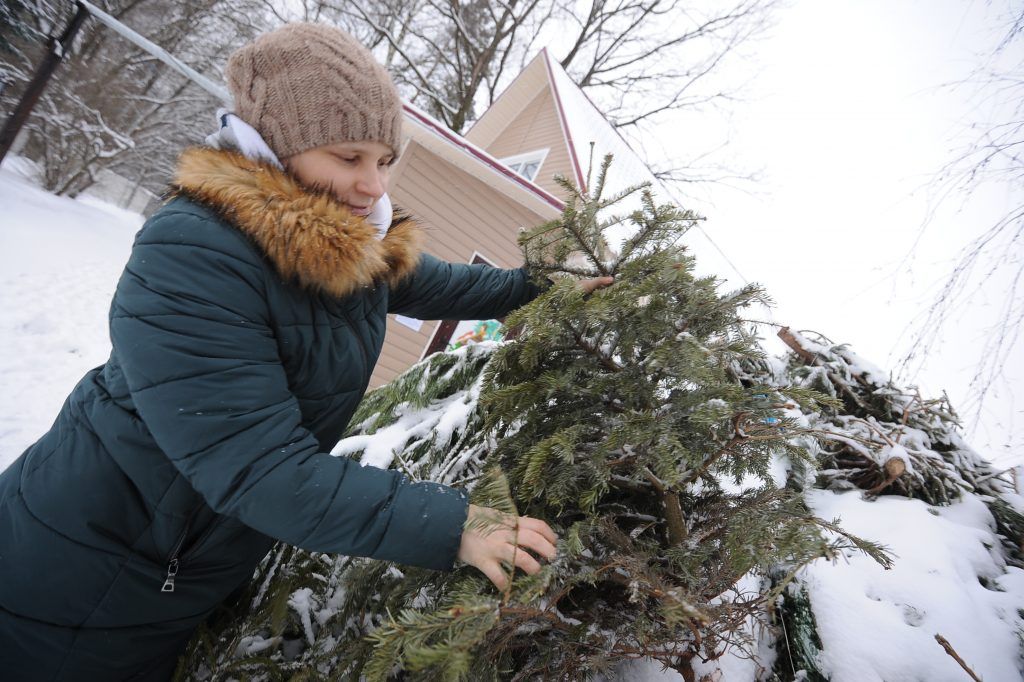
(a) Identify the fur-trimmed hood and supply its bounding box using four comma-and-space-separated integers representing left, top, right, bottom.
170, 146, 423, 298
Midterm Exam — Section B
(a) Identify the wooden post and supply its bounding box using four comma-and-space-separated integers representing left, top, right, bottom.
0, 2, 89, 165
777, 326, 817, 365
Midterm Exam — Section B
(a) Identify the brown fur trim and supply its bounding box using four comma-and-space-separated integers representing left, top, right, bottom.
170, 146, 423, 298
380, 212, 425, 288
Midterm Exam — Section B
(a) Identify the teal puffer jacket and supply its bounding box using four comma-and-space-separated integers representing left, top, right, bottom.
0, 147, 547, 680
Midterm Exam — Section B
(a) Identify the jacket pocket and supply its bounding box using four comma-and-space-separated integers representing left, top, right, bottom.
161, 508, 251, 592
85, 516, 270, 628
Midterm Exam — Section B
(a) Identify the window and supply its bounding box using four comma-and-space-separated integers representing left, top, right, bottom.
422, 253, 509, 359
499, 149, 549, 182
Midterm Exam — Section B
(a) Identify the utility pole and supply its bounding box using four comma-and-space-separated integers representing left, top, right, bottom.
0, 2, 90, 164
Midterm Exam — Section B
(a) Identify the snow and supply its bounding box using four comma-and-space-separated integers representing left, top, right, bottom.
331, 347, 486, 480
234, 634, 282, 657
609, 414, 1023, 681
287, 587, 318, 646
0, 158, 142, 471
802, 489, 1024, 682
331, 386, 479, 472
878, 442, 914, 475
833, 346, 892, 388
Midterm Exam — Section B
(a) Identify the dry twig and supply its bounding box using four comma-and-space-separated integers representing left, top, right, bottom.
934, 633, 983, 682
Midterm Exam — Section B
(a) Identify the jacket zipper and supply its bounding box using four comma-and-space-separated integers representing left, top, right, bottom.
161, 506, 219, 593
161, 301, 373, 593
161, 515, 192, 593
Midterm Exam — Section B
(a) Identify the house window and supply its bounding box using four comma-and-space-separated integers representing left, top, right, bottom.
422, 253, 510, 358
499, 149, 548, 182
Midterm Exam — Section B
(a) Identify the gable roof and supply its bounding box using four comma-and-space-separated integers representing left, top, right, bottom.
464, 54, 565, 170
466, 50, 680, 251
400, 102, 564, 217
465, 49, 747, 285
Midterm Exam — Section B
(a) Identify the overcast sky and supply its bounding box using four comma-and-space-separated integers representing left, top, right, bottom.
640, 0, 1022, 464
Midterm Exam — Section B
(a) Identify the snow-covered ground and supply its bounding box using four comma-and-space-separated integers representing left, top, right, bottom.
0, 158, 142, 468
2, 162, 1021, 680
800, 489, 1024, 681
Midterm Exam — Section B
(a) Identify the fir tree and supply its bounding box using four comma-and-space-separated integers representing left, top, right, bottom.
372, 159, 890, 680
737, 329, 1024, 679
175, 157, 894, 681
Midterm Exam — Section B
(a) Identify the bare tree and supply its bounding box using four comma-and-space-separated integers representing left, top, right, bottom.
1, 0, 269, 198
895, 1, 1024, 431
276, 0, 549, 133
271, 0, 777, 189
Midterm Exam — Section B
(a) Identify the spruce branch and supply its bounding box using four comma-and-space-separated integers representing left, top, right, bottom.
682, 431, 748, 486
642, 466, 688, 546
564, 320, 622, 372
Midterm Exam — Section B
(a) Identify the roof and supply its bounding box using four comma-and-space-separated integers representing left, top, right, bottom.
542, 50, 686, 250
466, 50, 681, 252
455, 48, 745, 283
400, 102, 564, 217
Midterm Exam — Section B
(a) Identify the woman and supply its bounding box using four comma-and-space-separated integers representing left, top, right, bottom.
0, 23, 612, 680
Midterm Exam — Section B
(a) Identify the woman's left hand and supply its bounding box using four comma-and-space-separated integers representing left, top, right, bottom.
578, 276, 615, 295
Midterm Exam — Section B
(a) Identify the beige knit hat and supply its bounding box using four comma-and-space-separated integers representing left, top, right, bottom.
225, 23, 404, 159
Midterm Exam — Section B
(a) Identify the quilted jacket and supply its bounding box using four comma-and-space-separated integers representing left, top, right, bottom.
0, 147, 547, 680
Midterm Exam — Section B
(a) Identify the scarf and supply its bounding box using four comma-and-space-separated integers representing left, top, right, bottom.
205, 109, 392, 240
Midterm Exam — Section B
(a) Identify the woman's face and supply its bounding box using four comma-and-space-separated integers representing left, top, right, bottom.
283, 140, 394, 217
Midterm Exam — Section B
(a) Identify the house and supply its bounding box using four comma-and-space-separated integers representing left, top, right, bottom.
373, 49, 684, 388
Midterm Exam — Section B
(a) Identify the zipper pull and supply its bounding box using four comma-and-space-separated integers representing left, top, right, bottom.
161, 558, 179, 593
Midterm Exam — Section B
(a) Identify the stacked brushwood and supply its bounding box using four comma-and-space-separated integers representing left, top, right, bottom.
734, 329, 1024, 681
765, 328, 1022, 567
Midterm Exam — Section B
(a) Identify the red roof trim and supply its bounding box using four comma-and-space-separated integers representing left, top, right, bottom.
541, 48, 587, 193
402, 103, 564, 211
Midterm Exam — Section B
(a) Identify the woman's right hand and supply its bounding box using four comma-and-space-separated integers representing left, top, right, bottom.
457, 504, 558, 591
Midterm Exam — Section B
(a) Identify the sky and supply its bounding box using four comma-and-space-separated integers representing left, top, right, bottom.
633, 0, 1022, 466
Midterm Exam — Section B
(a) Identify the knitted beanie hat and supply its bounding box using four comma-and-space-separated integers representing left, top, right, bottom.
225, 23, 403, 159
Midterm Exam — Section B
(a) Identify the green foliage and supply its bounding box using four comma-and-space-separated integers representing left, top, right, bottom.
988, 496, 1024, 568
773, 584, 828, 682
356, 156, 886, 679
778, 330, 1017, 512
364, 601, 500, 681
175, 156, 902, 680
350, 345, 492, 436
